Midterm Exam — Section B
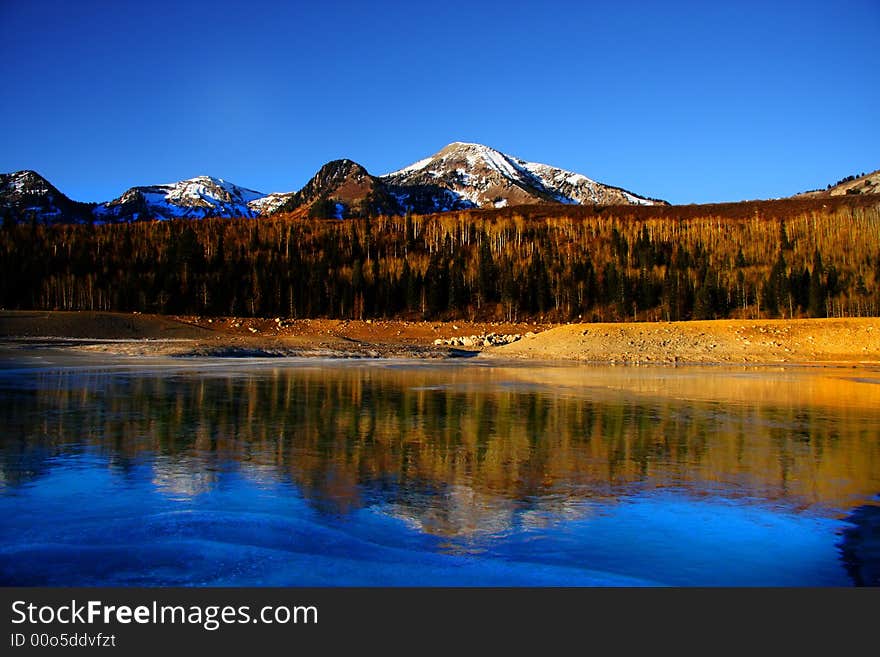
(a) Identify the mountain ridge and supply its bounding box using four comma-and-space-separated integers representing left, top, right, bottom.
0, 170, 95, 225
19, 142, 860, 224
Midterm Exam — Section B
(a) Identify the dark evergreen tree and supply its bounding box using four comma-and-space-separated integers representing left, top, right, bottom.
309, 196, 338, 219
425, 253, 448, 317
477, 236, 498, 306
611, 227, 629, 266
762, 251, 789, 317
693, 268, 723, 320
807, 250, 827, 318
448, 254, 468, 313
791, 267, 810, 314
779, 220, 792, 250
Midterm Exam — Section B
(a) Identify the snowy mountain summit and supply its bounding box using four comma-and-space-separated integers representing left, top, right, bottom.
95, 176, 264, 221
381, 142, 664, 210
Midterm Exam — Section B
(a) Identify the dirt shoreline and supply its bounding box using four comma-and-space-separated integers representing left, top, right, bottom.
1, 310, 879, 366
488, 317, 880, 366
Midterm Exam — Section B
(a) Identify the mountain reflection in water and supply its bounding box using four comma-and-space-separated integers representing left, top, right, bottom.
1, 361, 878, 586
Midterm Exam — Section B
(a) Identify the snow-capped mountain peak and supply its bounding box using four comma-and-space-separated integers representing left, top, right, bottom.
96, 175, 265, 221
381, 142, 664, 210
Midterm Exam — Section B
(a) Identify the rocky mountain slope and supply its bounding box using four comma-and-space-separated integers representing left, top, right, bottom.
798, 170, 880, 198
252, 160, 402, 218
0, 170, 94, 224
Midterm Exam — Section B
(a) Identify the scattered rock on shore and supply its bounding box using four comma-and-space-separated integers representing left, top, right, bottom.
434, 332, 522, 348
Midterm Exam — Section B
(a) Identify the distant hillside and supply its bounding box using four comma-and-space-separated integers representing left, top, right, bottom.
798, 170, 880, 198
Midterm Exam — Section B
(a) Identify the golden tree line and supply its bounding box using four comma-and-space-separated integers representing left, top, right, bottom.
1, 194, 878, 321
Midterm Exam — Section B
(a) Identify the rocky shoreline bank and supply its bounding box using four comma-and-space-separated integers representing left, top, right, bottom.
2, 311, 879, 367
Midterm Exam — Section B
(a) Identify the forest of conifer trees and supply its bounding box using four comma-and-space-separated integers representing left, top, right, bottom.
1, 196, 878, 323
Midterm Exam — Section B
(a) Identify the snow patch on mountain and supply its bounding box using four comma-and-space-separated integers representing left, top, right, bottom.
386, 156, 435, 177
165, 176, 263, 206
248, 191, 296, 215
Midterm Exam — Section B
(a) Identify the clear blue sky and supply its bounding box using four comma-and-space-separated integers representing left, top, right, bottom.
1, 0, 877, 205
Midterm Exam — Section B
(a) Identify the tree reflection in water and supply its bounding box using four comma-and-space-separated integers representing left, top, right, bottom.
2, 362, 878, 537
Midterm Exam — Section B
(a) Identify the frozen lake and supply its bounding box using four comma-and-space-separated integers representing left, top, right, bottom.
1, 354, 878, 586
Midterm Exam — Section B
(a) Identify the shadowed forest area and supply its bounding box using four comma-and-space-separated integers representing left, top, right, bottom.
1, 195, 878, 322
